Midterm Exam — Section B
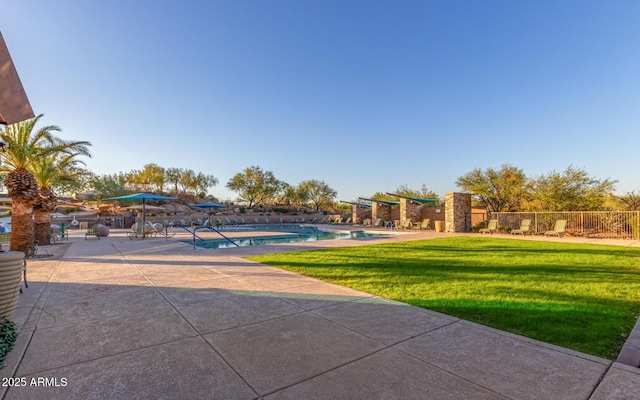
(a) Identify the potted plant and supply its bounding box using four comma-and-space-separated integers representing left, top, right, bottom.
0, 251, 25, 321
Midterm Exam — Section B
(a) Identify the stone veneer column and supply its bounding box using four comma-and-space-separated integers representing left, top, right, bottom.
372, 203, 391, 222
352, 205, 371, 225
445, 192, 472, 232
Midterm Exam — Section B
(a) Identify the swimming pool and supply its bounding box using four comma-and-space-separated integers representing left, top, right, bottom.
185, 224, 388, 249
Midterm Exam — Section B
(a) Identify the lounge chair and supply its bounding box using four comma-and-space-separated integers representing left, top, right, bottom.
299, 218, 305, 223
264, 217, 270, 224
418, 219, 431, 230
544, 220, 567, 237
373, 218, 383, 228
310, 217, 318, 224
511, 219, 532, 235
479, 219, 498, 234
400, 219, 413, 230
85, 223, 100, 240
148, 222, 175, 238
128, 222, 146, 240
143, 222, 159, 237
191, 219, 202, 227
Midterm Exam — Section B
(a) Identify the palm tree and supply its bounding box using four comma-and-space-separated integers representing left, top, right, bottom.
0, 115, 72, 255
31, 143, 91, 245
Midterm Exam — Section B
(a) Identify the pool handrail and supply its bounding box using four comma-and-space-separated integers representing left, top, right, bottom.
193, 226, 239, 247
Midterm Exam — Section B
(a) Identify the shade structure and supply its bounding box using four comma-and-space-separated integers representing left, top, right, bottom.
120, 204, 167, 212
106, 193, 177, 230
386, 193, 439, 204
0, 32, 34, 125
190, 202, 226, 211
190, 202, 226, 222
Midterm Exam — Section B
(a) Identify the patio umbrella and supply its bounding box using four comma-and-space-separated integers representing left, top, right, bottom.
106, 193, 177, 228
190, 201, 226, 216
119, 204, 167, 212
190, 202, 227, 224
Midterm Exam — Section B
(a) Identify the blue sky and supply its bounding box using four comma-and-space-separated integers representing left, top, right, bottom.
2, 0, 640, 202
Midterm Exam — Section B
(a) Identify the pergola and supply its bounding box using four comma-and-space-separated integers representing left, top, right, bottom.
340, 201, 372, 224
386, 193, 441, 227
358, 197, 399, 224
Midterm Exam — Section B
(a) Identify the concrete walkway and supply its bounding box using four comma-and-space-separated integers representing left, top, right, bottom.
1, 229, 639, 399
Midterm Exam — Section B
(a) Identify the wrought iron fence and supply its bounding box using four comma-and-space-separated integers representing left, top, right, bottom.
488, 211, 640, 239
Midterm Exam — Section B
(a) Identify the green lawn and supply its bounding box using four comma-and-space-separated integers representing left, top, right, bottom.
248, 237, 640, 359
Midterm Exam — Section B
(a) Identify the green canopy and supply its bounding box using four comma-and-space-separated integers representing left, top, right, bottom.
386, 193, 438, 204
340, 201, 372, 208
358, 197, 399, 206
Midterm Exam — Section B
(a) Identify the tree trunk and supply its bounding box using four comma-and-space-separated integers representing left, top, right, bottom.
34, 208, 51, 246
10, 199, 35, 256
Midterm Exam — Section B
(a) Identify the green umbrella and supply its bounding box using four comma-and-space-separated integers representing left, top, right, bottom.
106, 193, 177, 229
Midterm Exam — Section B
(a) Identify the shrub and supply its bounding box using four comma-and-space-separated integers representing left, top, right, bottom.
0, 317, 17, 369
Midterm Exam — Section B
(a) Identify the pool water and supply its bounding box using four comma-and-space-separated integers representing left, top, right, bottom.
185, 224, 387, 249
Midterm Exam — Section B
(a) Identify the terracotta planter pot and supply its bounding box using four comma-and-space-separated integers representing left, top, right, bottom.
0, 251, 25, 320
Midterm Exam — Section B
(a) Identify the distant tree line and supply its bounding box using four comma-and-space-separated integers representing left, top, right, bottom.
83, 164, 339, 212
455, 164, 633, 212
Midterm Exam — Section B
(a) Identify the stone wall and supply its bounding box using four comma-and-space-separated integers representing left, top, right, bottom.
419, 207, 445, 230
445, 192, 472, 232
400, 199, 422, 222
371, 203, 392, 222
352, 205, 372, 225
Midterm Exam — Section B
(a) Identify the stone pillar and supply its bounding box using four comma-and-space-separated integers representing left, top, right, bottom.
400, 198, 422, 222
445, 192, 472, 232
372, 203, 391, 222
352, 205, 371, 225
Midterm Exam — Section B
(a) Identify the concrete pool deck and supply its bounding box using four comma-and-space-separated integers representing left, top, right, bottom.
1, 227, 639, 399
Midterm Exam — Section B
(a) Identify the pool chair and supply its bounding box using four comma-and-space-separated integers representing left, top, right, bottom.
418, 219, 431, 230
479, 219, 498, 234
254, 217, 260, 224
146, 222, 175, 238
373, 218, 384, 228
191, 219, 203, 227
128, 222, 146, 240
511, 219, 531, 235
264, 217, 270, 224
240, 218, 246, 224
299, 217, 305, 223
544, 220, 567, 238
400, 219, 413, 230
